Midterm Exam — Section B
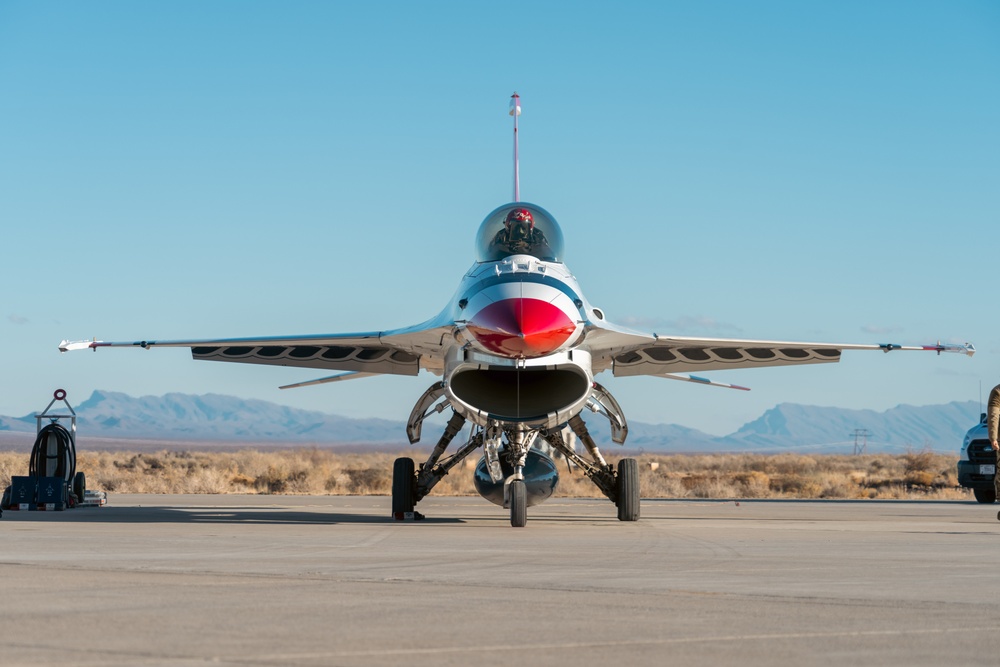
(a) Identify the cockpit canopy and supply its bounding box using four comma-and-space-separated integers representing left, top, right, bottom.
475, 202, 565, 263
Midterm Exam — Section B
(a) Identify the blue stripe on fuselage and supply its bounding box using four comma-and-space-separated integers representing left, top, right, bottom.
460, 272, 581, 305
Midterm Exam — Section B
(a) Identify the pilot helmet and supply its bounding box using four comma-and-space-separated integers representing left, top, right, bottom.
504, 208, 534, 230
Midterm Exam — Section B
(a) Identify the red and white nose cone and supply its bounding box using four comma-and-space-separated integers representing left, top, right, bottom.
467, 297, 577, 358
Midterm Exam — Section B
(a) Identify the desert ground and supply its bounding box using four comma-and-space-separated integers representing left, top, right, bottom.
0, 441, 969, 500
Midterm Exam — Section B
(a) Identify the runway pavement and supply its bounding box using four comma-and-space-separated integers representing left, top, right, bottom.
2, 494, 1000, 666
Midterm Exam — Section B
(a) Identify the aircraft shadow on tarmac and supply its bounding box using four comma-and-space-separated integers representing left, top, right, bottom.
4, 498, 984, 527
2, 506, 465, 525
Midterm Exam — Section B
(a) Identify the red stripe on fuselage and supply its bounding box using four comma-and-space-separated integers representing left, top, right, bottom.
466, 297, 576, 358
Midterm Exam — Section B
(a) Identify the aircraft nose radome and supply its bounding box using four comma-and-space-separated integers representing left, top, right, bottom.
466, 298, 576, 358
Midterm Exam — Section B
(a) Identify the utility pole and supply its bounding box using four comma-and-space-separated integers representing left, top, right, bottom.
851, 429, 870, 455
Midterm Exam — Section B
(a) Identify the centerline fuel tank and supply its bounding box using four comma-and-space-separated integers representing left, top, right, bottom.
473, 448, 559, 507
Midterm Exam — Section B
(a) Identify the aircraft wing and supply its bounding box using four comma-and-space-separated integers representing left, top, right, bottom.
582, 323, 975, 377
58, 318, 455, 377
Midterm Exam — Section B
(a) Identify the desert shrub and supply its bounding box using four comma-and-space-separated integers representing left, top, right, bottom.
769, 473, 809, 496
113, 455, 141, 471
144, 455, 165, 470
874, 484, 909, 500
903, 448, 937, 475
255, 465, 291, 494
230, 473, 255, 488
0, 453, 23, 489
818, 475, 856, 499
797, 482, 824, 499
687, 476, 741, 499
283, 469, 312, 494
681, 474, 711, 491
905, 470, 937, 488
343, 467, 390, 493
734, 470, 771, 498
641, 473, 687, 498
770, 454, 818, 476
94, 472, 126, 492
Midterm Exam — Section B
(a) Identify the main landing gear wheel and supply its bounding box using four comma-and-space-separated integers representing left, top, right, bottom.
616, 458, 640, 522
973, 487, 996, 504
392, 457, 415, 517
509, 480, 527, 528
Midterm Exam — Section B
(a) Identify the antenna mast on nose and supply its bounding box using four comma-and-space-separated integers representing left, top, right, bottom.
510, 92, 521, 202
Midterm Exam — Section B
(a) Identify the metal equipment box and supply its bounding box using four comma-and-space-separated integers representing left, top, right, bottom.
34, 476, 68, 510
8, 476, 37, 510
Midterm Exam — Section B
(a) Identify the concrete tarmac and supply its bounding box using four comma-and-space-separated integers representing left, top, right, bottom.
2, 494, 1000, 667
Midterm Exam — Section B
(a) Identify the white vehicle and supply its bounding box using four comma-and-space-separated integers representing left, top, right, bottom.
59, 94, 975, 526
958, 413, 996, 503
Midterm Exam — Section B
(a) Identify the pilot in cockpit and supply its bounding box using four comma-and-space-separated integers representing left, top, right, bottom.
491, 208, 551, 258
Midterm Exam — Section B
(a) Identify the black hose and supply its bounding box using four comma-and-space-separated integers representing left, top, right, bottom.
29, 422, 76, 484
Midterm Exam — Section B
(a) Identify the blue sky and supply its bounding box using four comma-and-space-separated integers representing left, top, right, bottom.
1, 1, 997, 438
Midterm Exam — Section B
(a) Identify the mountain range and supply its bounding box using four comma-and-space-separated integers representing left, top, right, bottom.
0, 390, 980, 454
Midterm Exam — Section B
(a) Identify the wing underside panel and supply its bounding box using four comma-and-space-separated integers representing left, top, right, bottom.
191, 344, 420, 376
613, 344, 842, 376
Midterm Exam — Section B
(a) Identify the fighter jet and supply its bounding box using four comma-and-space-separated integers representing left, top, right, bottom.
60, 94, 974, 527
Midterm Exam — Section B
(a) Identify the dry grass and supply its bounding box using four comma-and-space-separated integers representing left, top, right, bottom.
0, 449, 971, 500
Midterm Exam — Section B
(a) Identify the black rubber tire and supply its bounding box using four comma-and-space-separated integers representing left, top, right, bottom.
616, 458, 640, 521
73, 471, 86, 504
391, 457, 415, 515
509, 480, 527, 528
973, 487, 996, 504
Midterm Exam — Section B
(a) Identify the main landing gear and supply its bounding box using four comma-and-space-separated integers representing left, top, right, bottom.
541, 415, 640, 523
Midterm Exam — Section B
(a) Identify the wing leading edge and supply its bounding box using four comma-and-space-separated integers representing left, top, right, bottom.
58, 319, 455, 378
580, 325, 975, 377
59, 320, 974, 382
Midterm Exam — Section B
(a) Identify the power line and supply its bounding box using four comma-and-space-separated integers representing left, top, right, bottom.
850, 429, 870, 455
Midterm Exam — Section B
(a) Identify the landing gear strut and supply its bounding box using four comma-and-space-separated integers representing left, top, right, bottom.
541, 421, 640, 521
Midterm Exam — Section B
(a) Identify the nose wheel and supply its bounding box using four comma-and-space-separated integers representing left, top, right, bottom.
509, 479, 527, 527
